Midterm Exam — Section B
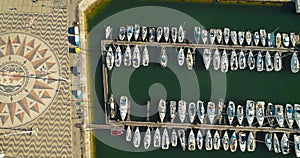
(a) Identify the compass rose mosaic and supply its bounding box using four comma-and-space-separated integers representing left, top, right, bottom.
0, 33, 60, 127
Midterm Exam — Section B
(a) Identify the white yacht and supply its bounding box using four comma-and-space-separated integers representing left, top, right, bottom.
247, 132, 256, 152
105, 25, 112, 40
106, 46, 114, 71
265, 132, 272, 151
291, 52, 299, 73
133, 127, 141, 148
207, 101, 216, 124
141, 26, 147, 41
265, 51, 273, 72
197, 100, 205, 124
238, 50, 246, 69
124, 45, 131, 66
126, 25, 133, 41
282, 33, 290, 47
239, 132, 247, 152
203, 48, 211, 70
194, 27, 201, 44
142, 46, 149, 67
224, 28, 230, 45
132, 45, 141, 68
213, 49, 220, 71
197, 129, 203, 150
178, 129, 186, 151
245, 31, 252, 46
156, 27, 163, 42
253, 31, 259, 46
119, 26, 126, 41
119, 96, 128, 121
188, 130, 196, 151
144, 127, 151, 150
213, 130, 221, 150
285, 103, 294, 128
178, 100, 187, 123
178, 47, 185, 66
260, 29, 266, 46
114, 45, 122, 67
266, 102, 276, 127
256, 101, 265, 127
295, 104, 300, 128
281, 133, 289, 155
246, 100, 255, 126
294, 135, 300, 157
274, 52, 282, 71
171, 27, 177, 43
238, 31, 245, 45
171, 129, 177, 147
209, 29, 216, 44
256, 51, 264, 72
227, 101, 235, 125
205, 130, 213, 151
202, 29, 208, 44
134, 24, 140, 41
290, 32, 296, 47
230, 31, 237, 45
275, 104, 284, 128
160, 47, 168, 68
276, 33, 282, 48
164, 26, 170, 42
158, 99, 166, 123
186, 48, 193, 70
230, 50, 238, 71
222, 131, 230, 151
230, 132, 238, 152
247, 50, 255, 70
149, 27, 155, 42
216, 29, 222, 44
221, 49, 229, 73
178, 25, 185, 43
126, 126, 132, 142
154, 128, 161, 147
236, 105, 244, 125
188, 102, 196, 123
162, 128, 170, 150
170, 101, 177, 123
273, 133, 281, 153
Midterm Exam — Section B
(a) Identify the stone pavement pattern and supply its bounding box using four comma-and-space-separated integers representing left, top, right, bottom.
0, 6, 72, 157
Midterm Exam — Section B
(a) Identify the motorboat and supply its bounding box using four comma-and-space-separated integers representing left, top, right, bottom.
265, 132, 272, 151
222, 131, 230, 151
230, 31, 237, 45
160, 47, 168, 68
178, 129, 186, 151
202, 29, 208, 44
158, 99, 166, 122
213, 130, 221, 150
213, 49, 220, 70
247, 50, 255, 70
188, 130, 196, 151
207, 101, 216, 124
171, 27, 177, 43
260, 29, 266, 46
246, 100, 255, 126
205, 130, 213, 151
178, 47, 185, 66
149, 27, 155, 42
217, 99, 224, 124
230, 132, 238, 152
216, 29, 222, 44
156, 27, 163, 42
291, 52, 299, 73
178, 25, 185, 43
290, 32, 296, 47
247, 132, 256, 152
282, 33, 290, 47
106, 46, 114, 70
238, 50, 246, 69
124, 45, 132, 66
209, 29, 216, 44
197, 100, 205, 124
239, 132, 247, 152
194, 27, 201, 44
276, 33, 282, 48
134, 24, 140, 41
132, 45, 141, 68
178, 100, 187, 123
126, 126, 132, 142
274, 52, 282, 71
162, 128, 170, 150
144, 127, 151, 149
236, 105, 244, 125
186, 48, 193, 70
133, 127, 141, 148
275, 104, 284, 128
256, 101, 265, 127
230, 50, 238, 71
285, 103, 294, 128
189, 102, 196, 123
281, 133, 289, 155
253, 31, 259, 46
266, 102, 276, 127
203, 48, 211, 70
238, 31, 245, 45
221, 49, 229, 73
197, 129, 203, 150
224, 28, 230, 45
273, 133, 281, 153
294, 135, 300, 157
105, 25, 112, 40
114, 45, 122, 67
295, 104, 300, 128
256, 51, 264, 72
119, 96, 128, 121
119, 26, 126, 41
141, 26, 147, 41
163, 26, 170, 42
126, 25, 133, 41
265, 51, 273, 72
171, 129, 178, 147
267, 33, 275, 47
142, 46, 149, 67
154, 128, 161, 147
170, 101, 177, 123
245, 31, 252, 46
227, 101, 236, 125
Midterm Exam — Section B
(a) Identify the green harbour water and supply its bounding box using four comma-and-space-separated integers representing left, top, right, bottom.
88, 0, 300, 158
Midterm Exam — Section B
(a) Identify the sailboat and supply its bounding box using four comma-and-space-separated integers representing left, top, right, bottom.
162, 128, 170, 150
178, 25, 185, 43
247, 132, 256, 152
156, 27, 163, 42
141, 26, 147, 41
216, 29, 222, 44
205, 130, 213, 151
124, 45, 132, 66
213, 130, 221, 150
203, 48, 211, 70
171, 129, 178, 147
245, 31, 252, 46
171, 27, 177, 43
273, 133, 281, 153
178, 100, 187, 123
230, 132, 238, 152
239, 132, 247, 152
238, 31, 245, 45
106, 46, 114, 70
230, 50, 238, 71
207, 101, 216, 124
224, 28, 230, 45
227, 101, 236, 125
274, 52, 282, 71
256, 101, 265, 127
126, 126, 132, 142
188, 130, 196, 151
186, 48, 193, 70
160, 47, 168, 68
164, 26, 170, 42
238, 50, 246, 69
154, 128, 161, 147
222, 131, 230, 151
194, 27, 201, 44
119, 26, 126, 41
285, 103, 294, 128
236, 105, 244, 125
114, 45, 122, 67
126, 25, 133, 41
149, 27, 155, 42
213, 49, 220, 71
134, 24, 140, 41
144, 127, 151, 150
281, 133, 289, 155
275, 104, 284, 128
178, 129, 186, 151
202, 29, 208, 44
221, 49, 229, 73
142, 46, 149, 67
197, 100, 205, 124
246, 100, 255, 126
291, 52, 299, 73
189, 102, 196, 123
265, 51, 273, 72
170, 101, 177, 123
256, 51, 264, 72
178, 47, 185, 66
265, 132, 272, 151
197, 130, 203, 150
247, 50, 255, 70
133, 127, 141, 148
266, 102, 276, 127
119, 96, 128, 121
158, 99, 166, 122
132, 45, 141, 68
